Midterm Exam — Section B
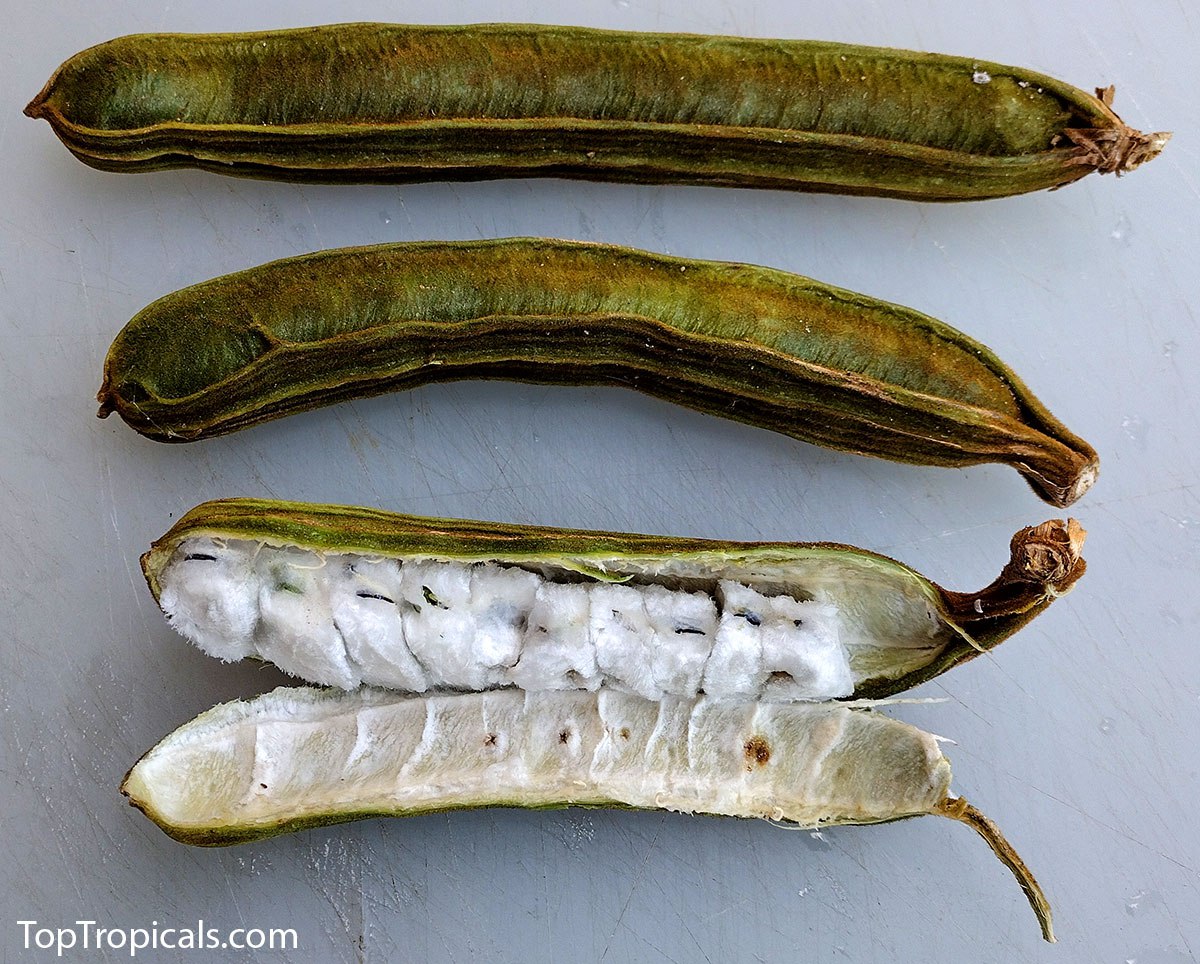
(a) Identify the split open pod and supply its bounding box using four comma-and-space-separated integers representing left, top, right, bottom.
125, 499, 1085, 941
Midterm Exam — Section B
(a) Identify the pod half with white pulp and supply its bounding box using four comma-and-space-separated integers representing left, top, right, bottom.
141, 499, 1087, 701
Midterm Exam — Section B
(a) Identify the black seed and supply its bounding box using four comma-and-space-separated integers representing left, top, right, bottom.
422, 586, 448, 609
356, 591, 395, 604
184, 552, 218, 562
675, 626, 706, 635
737, 611, 762, 627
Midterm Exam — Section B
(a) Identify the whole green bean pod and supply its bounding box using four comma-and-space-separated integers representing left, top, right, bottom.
98, 239, 1099, 506
25, 24, 1168, 200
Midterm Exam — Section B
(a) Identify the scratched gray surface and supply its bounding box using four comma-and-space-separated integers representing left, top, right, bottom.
1, 0, 1196, 961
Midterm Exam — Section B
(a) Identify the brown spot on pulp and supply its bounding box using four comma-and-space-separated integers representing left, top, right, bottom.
744, 736, 771, 768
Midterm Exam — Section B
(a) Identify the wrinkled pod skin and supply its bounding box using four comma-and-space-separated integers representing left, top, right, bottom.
99, 240, 1099, 507
25, 24, 1168, 200
141, 498, 1088, 700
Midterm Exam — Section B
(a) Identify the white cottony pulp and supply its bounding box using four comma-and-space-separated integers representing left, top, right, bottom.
157, 536, 950, 700
123, 686, 952, 835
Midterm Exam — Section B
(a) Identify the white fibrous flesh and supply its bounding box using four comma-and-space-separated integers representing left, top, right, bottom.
124, 686, 952, 834
157, 537, 948, 699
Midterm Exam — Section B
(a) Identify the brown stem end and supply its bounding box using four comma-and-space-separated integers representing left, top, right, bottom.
946, 518, 1087, 625
1058, 86, 1171, 175
1004, 518, 1087, 595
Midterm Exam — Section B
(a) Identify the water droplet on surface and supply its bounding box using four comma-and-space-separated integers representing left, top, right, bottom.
1162, 340, 1178, 357
613, 0, 630, 7
1120, 415, 1147, 444
378, 211, 392, 225
1099, 717, 1114, 733
1125, 889, 1150, 915
1111, 213, 1132, 242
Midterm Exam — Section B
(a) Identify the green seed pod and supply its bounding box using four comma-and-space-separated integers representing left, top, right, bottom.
25, 24, 1167, 200
141, 498, 1087, 701
121, 685, 1055, 940
99, 239, 1099, 506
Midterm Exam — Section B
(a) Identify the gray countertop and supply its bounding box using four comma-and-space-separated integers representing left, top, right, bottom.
2, 1, 1196, 961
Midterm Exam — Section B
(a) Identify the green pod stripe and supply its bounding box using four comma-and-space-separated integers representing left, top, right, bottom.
142, 498, 1087, 700
99, 239, 1099, 507
120, 686, 1054, 940
25, 24, 1168, 199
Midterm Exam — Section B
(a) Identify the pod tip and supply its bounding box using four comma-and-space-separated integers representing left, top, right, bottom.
937, 796, 1056, 943
1060, 87, 1170, 175
97, 386, 116, 419
1025, 457, 1097, 509
1117, 128, 1172, 173
23, 86, 50, 119
1065, 461, 1098, 506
